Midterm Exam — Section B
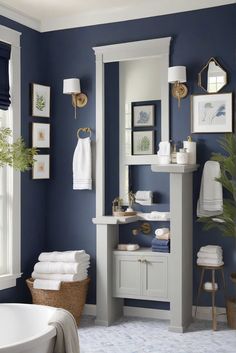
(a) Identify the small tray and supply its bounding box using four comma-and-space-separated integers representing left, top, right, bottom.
113, 211, 137, 217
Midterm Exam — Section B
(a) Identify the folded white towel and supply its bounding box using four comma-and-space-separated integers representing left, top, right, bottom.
156, 232, 170, 240
197, 161, 223, 217
38, 250, 86, 263
73, 137, 92, 190
34, 261, 89, 274
49, 308, 80, 353
32, 271, 88, 282
147, 211, 170, 220
135, 191, 153, 200
197, 251, 222, 260
197, 258, 224, 267
117, 244, 140, 251
155, 228, 170, 236
135, 199, 153, 205
157, 141, 171, 156
33, 279, 61, 290
199, 245, 222, 254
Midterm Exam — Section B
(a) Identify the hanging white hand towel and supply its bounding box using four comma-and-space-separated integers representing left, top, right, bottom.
73, 137, 92, 190
197, 161, 223, 217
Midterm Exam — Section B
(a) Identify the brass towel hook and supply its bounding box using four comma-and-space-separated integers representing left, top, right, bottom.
77, 127, 92, 139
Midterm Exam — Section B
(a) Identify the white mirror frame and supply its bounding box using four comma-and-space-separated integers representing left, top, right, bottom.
93, 37, 171, 216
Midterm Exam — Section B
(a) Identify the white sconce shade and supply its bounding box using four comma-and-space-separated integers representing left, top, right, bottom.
63, 78, 88, 119
168, 66, 188, 109
63, 78, 81, 94
168, 66, 187, 83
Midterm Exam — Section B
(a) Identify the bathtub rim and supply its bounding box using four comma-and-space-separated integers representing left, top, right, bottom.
0, 303, 57, 353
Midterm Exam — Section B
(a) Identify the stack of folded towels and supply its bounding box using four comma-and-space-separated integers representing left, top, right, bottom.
197, 245, 223, 267
32, 250, 90, 290
135, 191, 153, 205
152, 227, 170, 253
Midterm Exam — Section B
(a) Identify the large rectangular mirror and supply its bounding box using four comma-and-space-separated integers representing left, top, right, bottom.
93, 37, 171, 215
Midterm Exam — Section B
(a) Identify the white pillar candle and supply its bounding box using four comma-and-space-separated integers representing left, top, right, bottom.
183, 137, 196, 164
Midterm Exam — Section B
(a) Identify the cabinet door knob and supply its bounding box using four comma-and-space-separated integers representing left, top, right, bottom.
138, 258, 142, 262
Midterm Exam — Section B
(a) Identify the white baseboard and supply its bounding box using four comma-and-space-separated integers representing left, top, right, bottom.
83, 304, 97, 316
83, 304, 227, 323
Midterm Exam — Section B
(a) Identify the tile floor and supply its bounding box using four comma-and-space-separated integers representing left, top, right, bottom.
78, 316, 236, 353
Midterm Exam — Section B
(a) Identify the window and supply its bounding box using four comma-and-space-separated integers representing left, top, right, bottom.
0, 25, 21, 290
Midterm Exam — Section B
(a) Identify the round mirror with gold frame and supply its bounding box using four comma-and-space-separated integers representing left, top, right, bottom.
198, 57, 227, 93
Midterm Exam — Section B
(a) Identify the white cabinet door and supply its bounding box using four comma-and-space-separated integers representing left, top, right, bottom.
113, 254, 141, 297
141, 255, 168, 300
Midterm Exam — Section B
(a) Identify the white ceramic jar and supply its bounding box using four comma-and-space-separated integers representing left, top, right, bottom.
176, 148, 189, 164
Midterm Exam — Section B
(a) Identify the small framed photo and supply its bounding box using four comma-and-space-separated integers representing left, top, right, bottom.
32, 83, 51, 117
32, 155, 50, 180
32, 123, 50, 148
191, 93, 232, 133
132, 130, 154, 155
132, 105, 155, 127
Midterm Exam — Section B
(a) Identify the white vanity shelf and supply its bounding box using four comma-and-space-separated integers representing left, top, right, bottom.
113, 248, 169, 302
93, 212, 170, 224
93, 163, 199, 332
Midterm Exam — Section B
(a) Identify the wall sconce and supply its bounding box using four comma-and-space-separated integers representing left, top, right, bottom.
168, 66, 188, 109
63, 78, 88, 119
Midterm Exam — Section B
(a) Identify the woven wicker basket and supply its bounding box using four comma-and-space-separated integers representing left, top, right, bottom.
26, 277, 90, 326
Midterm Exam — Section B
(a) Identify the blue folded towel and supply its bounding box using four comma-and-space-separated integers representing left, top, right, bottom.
152, 248, 170, 253
152, 246, 169, 251
151, 238, 170, 247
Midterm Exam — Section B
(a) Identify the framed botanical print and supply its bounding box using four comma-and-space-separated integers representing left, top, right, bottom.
132, 105, 155, 127
32, 123, 50, 148
32, 83, 51, 118
32, 155, 50, 179
191, 93, 232, 133
132, 130, 154, 155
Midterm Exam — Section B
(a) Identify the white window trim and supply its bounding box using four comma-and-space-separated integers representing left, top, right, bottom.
0, 25, 21, 290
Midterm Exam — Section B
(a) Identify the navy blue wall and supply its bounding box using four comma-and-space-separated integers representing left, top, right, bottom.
0, 4, 236, 307
0, 16, 48, 302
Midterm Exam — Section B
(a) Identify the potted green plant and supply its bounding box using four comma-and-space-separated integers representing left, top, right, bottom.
0, 127, 36, 171
198, 133, 236, 328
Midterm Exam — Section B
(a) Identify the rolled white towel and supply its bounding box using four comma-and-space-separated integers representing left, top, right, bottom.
155, 228, 170, 236
197, 258, 224, 267
204, 282, 218, 291
156, 232, 170, 240
34, 261, 90, 274
197, 251, 222, 260
38, 250, 88, 263
33, 279, 61, 290
32, 271, 88, 281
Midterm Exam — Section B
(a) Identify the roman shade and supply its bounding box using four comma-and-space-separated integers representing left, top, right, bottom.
0, 41, 11, 110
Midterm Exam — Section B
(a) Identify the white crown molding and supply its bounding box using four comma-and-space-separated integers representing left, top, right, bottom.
0, 0, 235, 32
0, 3, 40, 32
40, 0, 236, 32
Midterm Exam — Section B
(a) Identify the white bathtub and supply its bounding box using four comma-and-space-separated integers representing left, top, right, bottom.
0, 304, 57, 353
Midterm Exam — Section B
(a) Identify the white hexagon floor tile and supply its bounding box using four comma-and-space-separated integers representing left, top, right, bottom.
78, 316, 236, 353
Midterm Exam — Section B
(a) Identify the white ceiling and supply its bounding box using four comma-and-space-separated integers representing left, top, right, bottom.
0, 0, 235, 32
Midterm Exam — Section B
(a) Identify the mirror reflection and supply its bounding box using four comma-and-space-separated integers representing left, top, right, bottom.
198, 57, 227, 93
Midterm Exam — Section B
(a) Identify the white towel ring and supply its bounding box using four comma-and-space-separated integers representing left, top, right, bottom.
77, 127, 92, 139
